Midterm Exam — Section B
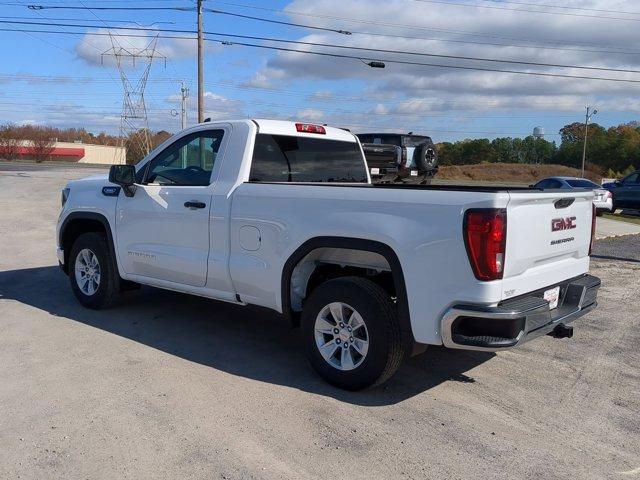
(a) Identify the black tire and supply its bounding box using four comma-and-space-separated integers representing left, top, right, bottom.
69, 232, 119, 309
302, 276, 404, 390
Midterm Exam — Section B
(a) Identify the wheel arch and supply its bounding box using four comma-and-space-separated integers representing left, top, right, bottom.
59, 212, 117, 275
281, 237, 414, 346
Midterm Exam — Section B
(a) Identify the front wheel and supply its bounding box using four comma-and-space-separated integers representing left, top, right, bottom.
302, 277, 405, 390
69, 232, 119, 309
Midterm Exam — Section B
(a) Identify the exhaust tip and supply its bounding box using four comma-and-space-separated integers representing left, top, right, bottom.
549, 324, 574, 339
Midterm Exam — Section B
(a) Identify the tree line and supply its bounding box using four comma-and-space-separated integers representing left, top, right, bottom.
0, 123, 170, 164
437, 121, 639, 178
2, 120, 639, 176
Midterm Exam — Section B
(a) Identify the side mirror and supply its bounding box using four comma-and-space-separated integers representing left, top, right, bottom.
109, 164, 136, 197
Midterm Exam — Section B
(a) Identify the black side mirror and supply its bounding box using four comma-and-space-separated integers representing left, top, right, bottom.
109, 164, 136, 197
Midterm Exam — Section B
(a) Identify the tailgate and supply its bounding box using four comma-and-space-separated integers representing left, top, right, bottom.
501, 190, 594, 300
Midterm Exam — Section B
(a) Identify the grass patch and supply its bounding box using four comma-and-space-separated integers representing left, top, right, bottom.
602, 212, 640, 226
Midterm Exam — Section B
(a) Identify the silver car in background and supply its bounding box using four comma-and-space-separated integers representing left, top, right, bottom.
533, 176, 613, 215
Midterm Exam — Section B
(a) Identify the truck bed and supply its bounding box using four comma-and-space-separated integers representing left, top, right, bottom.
248, 180, 545, 193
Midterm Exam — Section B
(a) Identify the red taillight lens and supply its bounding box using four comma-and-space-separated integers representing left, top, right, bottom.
295, 123, 326, 134
464, 209, 507, 281
589, 203, 596, 255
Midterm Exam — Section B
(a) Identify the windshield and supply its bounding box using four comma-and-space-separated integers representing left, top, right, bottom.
566, 179, 600, 188
402, 136, 432, 147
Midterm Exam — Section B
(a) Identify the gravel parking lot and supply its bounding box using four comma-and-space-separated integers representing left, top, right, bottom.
1, 164, 639, 479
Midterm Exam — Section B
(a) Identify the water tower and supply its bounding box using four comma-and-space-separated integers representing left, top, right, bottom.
533, 126, 545, 139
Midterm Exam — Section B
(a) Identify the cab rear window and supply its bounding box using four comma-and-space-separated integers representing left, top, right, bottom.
250, 134, 368, 183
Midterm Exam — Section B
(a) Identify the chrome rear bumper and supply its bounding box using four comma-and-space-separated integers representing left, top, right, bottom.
441, 274, 600, 351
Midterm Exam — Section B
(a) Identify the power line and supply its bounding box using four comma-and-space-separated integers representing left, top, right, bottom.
6, 12, 640, 57
21, 2, 640, 54
214, 1, 640, 52
474, 0, 640, 16
25, 1, 640, 20
205, 8, 352, 35
202, 9, 640, 57
406, 0, 640, 22
200, 7, 640, 57
2, 19, 640, 77
3, 25, 640, 86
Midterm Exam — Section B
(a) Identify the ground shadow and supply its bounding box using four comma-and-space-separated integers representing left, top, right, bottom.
0, 265, 494, 406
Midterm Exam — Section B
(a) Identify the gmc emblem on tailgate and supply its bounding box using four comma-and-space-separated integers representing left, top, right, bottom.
552, 216, 577, 232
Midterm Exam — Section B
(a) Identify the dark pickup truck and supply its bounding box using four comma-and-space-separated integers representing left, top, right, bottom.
356, 133, 438, 184
602, 170, 640, 211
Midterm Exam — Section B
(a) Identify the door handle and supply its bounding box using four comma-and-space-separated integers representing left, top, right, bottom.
184, 200, 206, 209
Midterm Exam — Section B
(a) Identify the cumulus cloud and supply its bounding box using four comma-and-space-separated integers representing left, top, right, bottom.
242, 68, 289, 89
250, 0, 640, 115
74, 28, 218, 66
297, 108, 325, 122
166, 90, 245, 120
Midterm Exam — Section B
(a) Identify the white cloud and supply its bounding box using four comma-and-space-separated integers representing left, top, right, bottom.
250, 0, 640, 114
166, 90, 245, 121
74, 28, 219, 66
242, 68, 288, 89
296, 108, 325, 122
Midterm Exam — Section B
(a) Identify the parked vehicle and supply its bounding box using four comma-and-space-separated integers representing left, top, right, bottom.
57, 119, 600, 390
602, 171, 640, 211
355, 133, 438, 184
533, 176, 613, 215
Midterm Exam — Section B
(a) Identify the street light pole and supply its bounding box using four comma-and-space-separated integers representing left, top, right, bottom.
197, 0, 204, 123
581, 106, 597, 178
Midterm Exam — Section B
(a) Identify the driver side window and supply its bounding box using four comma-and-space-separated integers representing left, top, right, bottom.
142, 130, 225, 186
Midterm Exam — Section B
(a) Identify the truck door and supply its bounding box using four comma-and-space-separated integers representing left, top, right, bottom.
115, 128, 227, 287
617, 172, 640, 208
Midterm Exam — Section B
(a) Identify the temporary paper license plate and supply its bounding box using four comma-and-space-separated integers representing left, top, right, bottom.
544, 286, 560, 310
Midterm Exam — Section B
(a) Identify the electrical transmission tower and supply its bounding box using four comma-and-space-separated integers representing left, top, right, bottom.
102, 34, 166, 160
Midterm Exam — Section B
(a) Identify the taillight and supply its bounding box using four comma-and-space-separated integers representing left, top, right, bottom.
464, 209, 507, 281
295, 123, 326, 134
589, 203, 596, 255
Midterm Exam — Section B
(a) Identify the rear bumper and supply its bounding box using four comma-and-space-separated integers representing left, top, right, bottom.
594, 198, 613, 212
441, 274, 600, 351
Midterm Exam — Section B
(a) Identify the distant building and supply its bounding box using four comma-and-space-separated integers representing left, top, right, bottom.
533, 126, 545, 139
0, 140, 126, 164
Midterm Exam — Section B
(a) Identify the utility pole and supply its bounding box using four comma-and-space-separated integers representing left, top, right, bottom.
581, 106, 597, 178
180, 81, 189, 130
197, 0, 204, 123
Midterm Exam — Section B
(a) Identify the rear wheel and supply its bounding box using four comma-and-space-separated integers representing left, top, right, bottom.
69, 232, 119, 309
302, 276, 404, 390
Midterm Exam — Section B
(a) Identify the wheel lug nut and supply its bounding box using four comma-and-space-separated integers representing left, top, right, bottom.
336, 339, 341, 344
347, 326, 352, 332
350, 337, 354, 343
333, 328, 339, 334
343, 343, 348, 348
339, 322, 344, 328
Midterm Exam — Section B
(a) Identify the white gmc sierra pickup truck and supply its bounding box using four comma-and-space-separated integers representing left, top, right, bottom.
57, 119, 600, 389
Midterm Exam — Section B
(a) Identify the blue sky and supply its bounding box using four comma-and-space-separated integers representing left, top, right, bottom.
1, 0, 640, 143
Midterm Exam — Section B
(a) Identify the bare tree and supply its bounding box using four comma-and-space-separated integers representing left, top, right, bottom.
0, 123, 21, 161
29, 127, 55, 163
